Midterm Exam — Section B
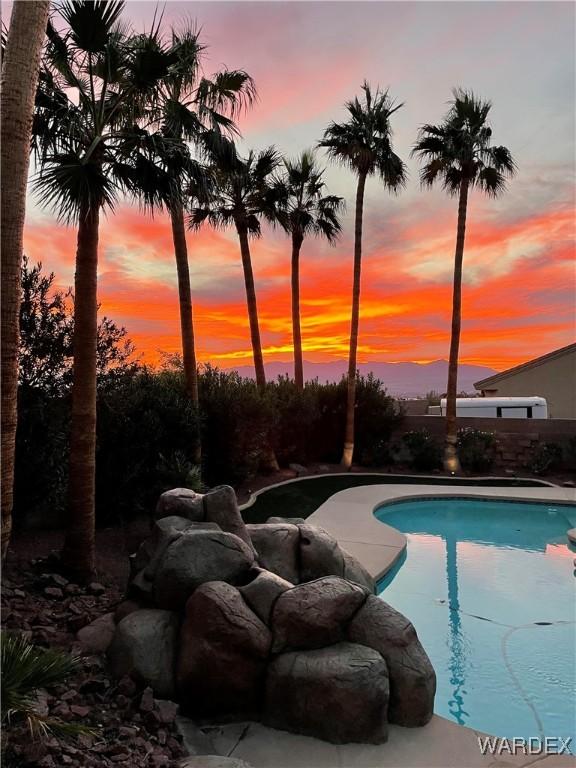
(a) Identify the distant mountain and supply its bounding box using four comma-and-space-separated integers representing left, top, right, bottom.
225, 359, 498, 398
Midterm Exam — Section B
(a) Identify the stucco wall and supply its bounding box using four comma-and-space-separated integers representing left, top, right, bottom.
476, 348, 576, 419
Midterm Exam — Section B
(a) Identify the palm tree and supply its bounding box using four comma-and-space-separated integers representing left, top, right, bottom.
32, 0, 174, 578
190, 146, 282, 391
275, 150, 344, 389
150, 27, 255, 462
412, 89, 515, 472
319, 82, 406, 469
0, 0, 50, 560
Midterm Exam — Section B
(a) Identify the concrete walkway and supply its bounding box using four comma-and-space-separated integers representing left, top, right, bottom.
228, 482, 576, 768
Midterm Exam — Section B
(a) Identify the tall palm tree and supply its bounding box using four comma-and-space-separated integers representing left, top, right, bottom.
412, 89, 515, 472
1, 0, 50, 560
150, 27, 255, 462
319, 82, 406, 469
275, 150, 344, 389
32, 0, 174, 578
190, 146, 282, 391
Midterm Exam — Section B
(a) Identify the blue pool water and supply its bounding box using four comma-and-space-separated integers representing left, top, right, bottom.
375, 498, 576, 746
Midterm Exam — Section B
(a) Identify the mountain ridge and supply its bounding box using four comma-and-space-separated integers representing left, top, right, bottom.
224, 359, 498, 397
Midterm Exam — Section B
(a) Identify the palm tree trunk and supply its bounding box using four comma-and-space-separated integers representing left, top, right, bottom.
291, 231, 304, 390
236, 223, 278, 472
62, 204, 100, 579
341, 170, 367, 469
236, 225, 266, 390
170, 202, 201, 464
444, 177, 470, 473
0, 0, 50, 560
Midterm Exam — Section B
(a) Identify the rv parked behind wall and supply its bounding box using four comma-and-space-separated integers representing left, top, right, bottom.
427, 396, 548, 419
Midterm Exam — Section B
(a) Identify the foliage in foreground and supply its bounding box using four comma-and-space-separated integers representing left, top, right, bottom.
1, 632, 87, 751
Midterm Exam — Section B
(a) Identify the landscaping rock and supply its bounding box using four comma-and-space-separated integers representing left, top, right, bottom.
174, 716, 216, 756
271, 576, 367, 652
87, 582, 106, 596
246, 523, 300, 583
156, 488, 204, 521
348, 596, 436, 726
264, 642, 389, 744
108, 609, 179, 698
298, 524, 345, 582
203, 485, 254, 550
114, 599, 145, 624
266, 516, 306, 525
239, 568, 293, 625
178, 582, 271, 718
342, 549, 376, 593
178, 759, 254, 768
154, 530, 255, 610
76, 612, 116, 654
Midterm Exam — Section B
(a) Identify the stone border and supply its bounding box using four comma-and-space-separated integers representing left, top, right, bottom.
239, 472, 556, 513
306, 483, 576, 581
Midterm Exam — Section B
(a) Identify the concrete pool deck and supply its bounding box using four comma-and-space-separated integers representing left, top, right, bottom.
228, 482, 576, 768
307, 483, 576, 581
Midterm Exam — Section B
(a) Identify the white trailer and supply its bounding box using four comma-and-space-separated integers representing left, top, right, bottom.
427, 396, 548, 419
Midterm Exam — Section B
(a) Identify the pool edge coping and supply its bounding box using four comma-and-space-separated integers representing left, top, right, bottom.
305, 483, 576, 582
238, 472, 558, 512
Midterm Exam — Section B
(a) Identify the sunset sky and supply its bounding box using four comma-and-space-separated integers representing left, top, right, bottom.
21, 1, 576, 371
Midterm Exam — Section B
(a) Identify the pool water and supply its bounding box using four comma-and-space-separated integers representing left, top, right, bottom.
375, 498, 576, 747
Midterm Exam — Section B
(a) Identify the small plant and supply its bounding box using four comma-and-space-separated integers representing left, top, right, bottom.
1, 632, 89, 751
530, 442, 563, 476
457, 428, 496, 472
402, 429, 442, 471
157, 451, 203, 493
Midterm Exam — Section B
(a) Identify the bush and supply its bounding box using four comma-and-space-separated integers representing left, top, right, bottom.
457, 428, 496, 472
268, 376, 320, 465
402, 429, 442, 471
530, 442, 563, 476
199, 365, 277, 487
13, 387, 69, 528
96, 369, 201, 521
1, 632, 89, 759
14, 365, 403, 526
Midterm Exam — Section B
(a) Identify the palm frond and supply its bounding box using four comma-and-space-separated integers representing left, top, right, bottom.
319, 82, 405, 186
59, 0, 125, 54
412, 88, 516, 196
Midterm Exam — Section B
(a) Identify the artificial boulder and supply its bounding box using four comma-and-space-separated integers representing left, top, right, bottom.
76, 612, 116, 654
246, 523, 300, 583
178, 582, 271, 718
203, 485, 254, 550
264, 642, 389, 744
156, 488, 204, 521
271, 576, 367, 653
239, 568, 293, 625
348, 596, 436, 726
342, 549, 376, 593
154, 529, 255, 610
298, 524, 346, 583
108, 609, 179, 698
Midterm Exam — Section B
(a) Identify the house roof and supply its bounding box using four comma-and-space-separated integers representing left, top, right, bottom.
474, 342, 576, 389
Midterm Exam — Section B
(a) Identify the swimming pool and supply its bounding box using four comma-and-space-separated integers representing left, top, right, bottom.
375, 498, 576, 748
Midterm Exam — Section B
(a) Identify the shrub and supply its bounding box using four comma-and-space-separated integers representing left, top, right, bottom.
1, 632, 89, 758
268, 376, 320, 465
402, 429, 442, 471
95, 369, 201, 520
199, 365, 277, 487
13, 387, 69, 528
457, 427, 496, 472
530, 442, 563, 476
